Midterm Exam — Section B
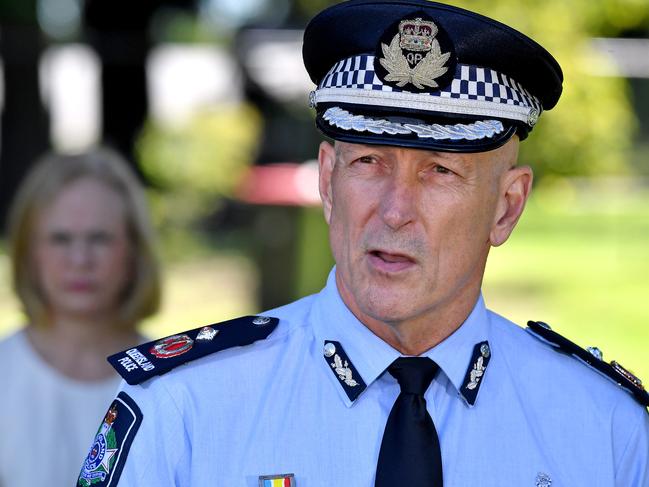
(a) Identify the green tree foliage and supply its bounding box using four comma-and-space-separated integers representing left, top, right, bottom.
137, 104, 262, 236
448, 0, 647, 179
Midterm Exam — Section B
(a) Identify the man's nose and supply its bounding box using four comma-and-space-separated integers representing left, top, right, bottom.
380, 175, 417, 230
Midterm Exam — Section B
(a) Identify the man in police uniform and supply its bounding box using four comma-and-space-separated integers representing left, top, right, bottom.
77, 1, 649, 486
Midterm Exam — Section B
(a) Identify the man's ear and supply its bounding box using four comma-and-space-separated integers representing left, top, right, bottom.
318, 141, 336, 225
490, 165, 533, 247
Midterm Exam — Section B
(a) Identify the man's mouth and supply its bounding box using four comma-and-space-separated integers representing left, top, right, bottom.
367, 250, 416, 272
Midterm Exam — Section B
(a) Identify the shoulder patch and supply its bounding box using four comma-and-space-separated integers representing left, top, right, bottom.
78, 391, 143, 487
108, 315, 279, 385
527, 320, 649, 408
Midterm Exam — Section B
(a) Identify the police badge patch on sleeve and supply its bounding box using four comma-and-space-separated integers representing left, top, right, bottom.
77, 391, 143, 487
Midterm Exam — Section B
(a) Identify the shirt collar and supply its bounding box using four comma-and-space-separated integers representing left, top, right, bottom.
420, 293, 491, 406
311, 267, 492, 407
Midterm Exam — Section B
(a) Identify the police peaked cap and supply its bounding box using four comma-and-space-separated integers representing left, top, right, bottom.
303, 0, 563, 152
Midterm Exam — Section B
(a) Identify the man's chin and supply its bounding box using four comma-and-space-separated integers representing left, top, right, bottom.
358, 290, 420, 325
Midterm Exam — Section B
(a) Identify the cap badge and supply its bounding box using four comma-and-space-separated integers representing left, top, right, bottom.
379, 17, 451, 90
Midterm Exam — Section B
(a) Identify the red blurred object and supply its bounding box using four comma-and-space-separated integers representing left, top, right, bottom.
237, 163, 321, 207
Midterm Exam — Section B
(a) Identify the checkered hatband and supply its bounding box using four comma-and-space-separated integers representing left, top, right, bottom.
312, 55, 542, 127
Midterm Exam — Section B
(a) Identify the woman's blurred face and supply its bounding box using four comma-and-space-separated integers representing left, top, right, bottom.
33, 177, 133, 322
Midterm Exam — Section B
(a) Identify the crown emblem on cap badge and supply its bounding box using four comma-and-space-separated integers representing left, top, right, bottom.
379, 18, 451, 90
399, 18, 435, 51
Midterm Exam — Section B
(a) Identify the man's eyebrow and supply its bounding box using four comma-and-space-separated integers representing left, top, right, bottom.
335, 144, 483, 172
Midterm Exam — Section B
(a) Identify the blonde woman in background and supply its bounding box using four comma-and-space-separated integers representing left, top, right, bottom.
0, 148, 161, 487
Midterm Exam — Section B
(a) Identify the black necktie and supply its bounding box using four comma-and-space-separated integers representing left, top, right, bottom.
375, 357, 443, 487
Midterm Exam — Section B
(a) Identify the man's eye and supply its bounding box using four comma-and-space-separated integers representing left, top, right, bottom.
357, 156, 376, 164
434, 165, 452, 174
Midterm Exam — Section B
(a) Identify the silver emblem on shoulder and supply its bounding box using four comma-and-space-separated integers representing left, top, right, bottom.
586, 346, 603, 361
535, 472, 552, 487
252, 316, 272, 326
196, 326, 219, 342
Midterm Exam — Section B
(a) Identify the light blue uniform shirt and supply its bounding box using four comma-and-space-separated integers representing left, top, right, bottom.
111, 268, 649, 486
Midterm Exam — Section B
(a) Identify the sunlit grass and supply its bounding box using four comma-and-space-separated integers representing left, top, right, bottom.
484, 178, 649, 382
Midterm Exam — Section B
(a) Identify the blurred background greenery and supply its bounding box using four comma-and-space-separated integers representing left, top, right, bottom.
0, 0, 648, 382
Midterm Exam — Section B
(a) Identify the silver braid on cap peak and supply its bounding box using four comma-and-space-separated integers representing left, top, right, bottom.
322, 107, 505, 140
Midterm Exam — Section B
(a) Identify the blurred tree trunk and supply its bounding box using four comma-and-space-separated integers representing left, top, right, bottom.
82, 0, 160, 179
0, 0, 49, 229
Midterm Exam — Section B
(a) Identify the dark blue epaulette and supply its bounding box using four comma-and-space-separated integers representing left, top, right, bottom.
108, 315, 279, 385
527, 321, 649, 408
